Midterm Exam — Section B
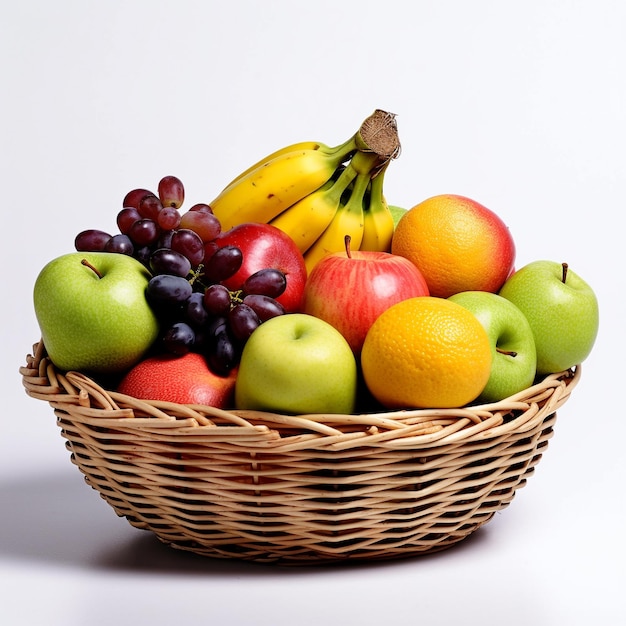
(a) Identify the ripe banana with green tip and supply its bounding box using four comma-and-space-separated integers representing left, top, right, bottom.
303, 151, 380, 273
359, 161, 395, 253
269, 163, 358, 254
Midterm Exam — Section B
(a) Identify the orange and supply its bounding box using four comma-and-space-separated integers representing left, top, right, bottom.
361, 296, 492, 409
391, 194, 515, 298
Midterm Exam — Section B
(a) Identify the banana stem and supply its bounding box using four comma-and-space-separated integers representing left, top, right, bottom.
356, 109, 401, 162
343, 166, 373, 212
324, 162, 359, 204
348, 150, 384, 176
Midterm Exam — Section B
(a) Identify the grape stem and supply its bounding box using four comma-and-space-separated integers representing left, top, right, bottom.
188, 264, 204, 287
81, 258, 103, 278
229, 289, 244, 307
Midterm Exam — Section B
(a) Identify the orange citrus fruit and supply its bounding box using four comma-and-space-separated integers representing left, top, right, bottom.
391, 194, 515, 298
361, 296, 492, 409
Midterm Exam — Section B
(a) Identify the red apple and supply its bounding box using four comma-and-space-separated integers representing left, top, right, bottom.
303, 237, 430, 355
214, 223, 307, 313
117, 352, 238, 408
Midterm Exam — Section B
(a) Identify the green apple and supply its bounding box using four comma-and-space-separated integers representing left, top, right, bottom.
499, 260, 599, 375
388, 204, 408, 228
449, 291, 537, 402
34, 252, 159, 374
235, 313, 358, 414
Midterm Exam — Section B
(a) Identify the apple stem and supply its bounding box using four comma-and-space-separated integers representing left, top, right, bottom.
496, 348, 517, 357
562, 262, 569, 283
344, 234, 352, 258
81, 258, 103, 279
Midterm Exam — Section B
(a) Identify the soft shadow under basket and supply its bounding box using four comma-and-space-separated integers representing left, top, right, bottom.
21, 340, 580, 564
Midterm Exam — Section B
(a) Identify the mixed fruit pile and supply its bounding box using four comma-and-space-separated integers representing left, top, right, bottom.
32, 110, 599, 415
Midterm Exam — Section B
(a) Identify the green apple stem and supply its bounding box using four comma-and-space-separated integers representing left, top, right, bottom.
81, 258, 103, 279
496, 348, 518, 357
562, 262, 569, 283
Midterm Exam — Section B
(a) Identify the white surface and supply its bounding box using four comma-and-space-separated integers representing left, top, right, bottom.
1, 1, 624, 624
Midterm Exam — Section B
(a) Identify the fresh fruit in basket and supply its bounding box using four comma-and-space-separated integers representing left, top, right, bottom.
117, 351, 237, 408
234, 313, 358, 414
361, 296, 493, 408
29, 110, 600, 416
448, 291, 537, 402
33, 252, 159, 374
391, 193, 516, 298
303, 234, 429, 356
499, 260, 599, 374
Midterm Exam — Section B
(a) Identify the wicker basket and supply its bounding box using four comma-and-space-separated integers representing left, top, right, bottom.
20, 340, 580, 564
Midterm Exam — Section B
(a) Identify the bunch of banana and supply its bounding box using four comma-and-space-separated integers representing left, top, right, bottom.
210, 136, 359, 232
300, 150, 386, 273
208, 109, 401, 268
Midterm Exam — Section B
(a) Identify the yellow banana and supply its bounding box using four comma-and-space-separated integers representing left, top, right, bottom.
210, 137, 357, 232
223, 109, 399, 192
223, 141, 329, 189
303, 151, 379, 273
269, 163, 358, 254
359, 161, 395, 253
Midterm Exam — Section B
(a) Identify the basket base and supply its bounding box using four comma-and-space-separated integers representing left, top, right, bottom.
158, 526, 488, 565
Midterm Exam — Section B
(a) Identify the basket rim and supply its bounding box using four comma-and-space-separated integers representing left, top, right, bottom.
21, 339, 580, 451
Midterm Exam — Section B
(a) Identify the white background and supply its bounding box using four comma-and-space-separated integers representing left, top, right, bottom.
1, 1, 624, 624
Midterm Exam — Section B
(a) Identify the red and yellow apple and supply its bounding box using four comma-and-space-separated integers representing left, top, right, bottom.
117, 352, 238, 408
303, 238, 430, 355
213, 222, 307, 312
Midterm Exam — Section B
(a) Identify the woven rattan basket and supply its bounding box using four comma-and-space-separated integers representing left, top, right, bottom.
21, 340, 580, 564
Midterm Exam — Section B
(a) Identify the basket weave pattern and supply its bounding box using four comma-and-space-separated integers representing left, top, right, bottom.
21, 340, 579, 564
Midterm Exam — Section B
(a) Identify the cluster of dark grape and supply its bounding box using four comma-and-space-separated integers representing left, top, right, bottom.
74, 175, 286, 375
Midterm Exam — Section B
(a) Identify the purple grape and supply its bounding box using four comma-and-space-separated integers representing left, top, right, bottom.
185, 292, 209, 328
75, 229, 112, 252
203, 283, 232, 315
123, 188, 155, 210
150, 248, 192, 278
146, 274, 193, 307
204, 317, 239, 375
179, 210, 221, 242
228, 303, 260, 342
104, 233, 134, 255
138, 194, 163, 220
203, 245, 243, 283
128, 218, 159, 246
158, 175, 185, 209
171, 228, 205, 267
242, 268, 287, 298
163, 322, 195, 356
243, 294, 285, 321
117, 207, 141, 234
157, 206, 181, 231
134, 245, 152, 267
